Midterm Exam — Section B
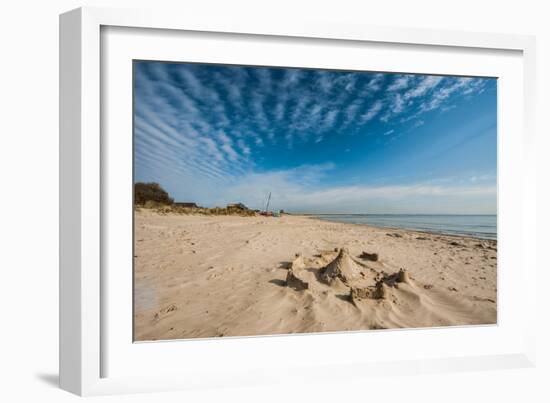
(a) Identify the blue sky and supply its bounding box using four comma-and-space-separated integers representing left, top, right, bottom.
134, 61, 497, 214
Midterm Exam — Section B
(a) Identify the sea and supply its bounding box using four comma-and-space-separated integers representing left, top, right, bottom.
312, 214, 497, 240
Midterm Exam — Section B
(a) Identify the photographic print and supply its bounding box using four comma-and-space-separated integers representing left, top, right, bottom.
133, 61, 497, 341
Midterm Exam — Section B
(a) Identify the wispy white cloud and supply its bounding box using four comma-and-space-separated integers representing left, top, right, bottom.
342, 102, 361, 127
322, 109, 339, 130
379, 75, 487, 124
380, 94, 405, 122
218, 132, 240, 162
388, 75, 413, 91
391, 93, 405, 113
360, 100, 383, 123
403, 76, 443, 100
237, 139, 251, 156
419, 77, 485, 113
316, 71, 334, 93
366, 73, 384, 92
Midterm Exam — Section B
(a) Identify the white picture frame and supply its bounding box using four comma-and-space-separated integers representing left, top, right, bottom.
59, 6, 537, 396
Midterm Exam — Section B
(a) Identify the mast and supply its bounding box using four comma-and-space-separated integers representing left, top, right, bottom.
265, 192, 271, 213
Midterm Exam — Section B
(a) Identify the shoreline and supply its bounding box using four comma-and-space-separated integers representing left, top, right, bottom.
299, 214, 497, 242
136, 207, 497, 242
134, 210, 497, 341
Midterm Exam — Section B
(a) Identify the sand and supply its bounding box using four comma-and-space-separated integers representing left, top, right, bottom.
133, 210, 497, 341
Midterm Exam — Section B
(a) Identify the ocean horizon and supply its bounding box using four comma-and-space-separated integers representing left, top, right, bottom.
306, 213, 497, 240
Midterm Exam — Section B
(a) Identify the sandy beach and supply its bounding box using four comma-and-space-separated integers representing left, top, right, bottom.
134, 210, 497, 341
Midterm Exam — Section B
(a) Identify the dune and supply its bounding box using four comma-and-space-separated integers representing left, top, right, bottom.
133, 210, 497, 341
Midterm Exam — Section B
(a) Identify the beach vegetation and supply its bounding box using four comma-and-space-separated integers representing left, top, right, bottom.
134, 182, 174, 206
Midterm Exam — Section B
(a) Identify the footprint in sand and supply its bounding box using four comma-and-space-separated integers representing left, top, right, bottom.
153, 304, 177, 321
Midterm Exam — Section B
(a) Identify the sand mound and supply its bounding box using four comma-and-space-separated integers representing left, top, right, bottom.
350, 284, 387, 301
349, 269, 412, 303
285, 254, 309, 290
320, 248, 380, 285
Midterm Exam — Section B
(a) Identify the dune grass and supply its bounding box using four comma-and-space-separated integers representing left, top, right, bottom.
135, 201, 256, 217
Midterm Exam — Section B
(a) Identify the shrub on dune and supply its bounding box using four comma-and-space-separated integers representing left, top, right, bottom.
134, 182, 174, 206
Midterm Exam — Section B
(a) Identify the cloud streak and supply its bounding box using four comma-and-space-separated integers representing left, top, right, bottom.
215, 165, 497, 214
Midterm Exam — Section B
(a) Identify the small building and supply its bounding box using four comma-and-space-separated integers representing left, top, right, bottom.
174, 202, 199, 208
227, 203, 247, 210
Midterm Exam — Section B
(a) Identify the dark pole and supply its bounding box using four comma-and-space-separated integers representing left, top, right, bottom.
265, 192, 271, 213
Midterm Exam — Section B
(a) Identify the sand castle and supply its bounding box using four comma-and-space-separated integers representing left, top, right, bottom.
285, 247, 414, 305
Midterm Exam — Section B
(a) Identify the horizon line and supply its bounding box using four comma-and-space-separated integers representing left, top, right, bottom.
290, 212, 496, 216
